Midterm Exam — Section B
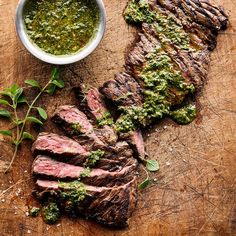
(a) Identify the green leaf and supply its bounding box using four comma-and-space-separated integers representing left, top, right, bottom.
138, 178, 150, 190
51, 68, 60, 80
51, 79, 64, 88
26, 116, 43, 125
0, 109, 11, 118
0, 99, 10, 106
0, 91, 12, 98
25, 79, 40, 88
17, 95, 27, 104
7, 84, 19, 95
0, 130, 12, 136
22, 132, 34, 141
13, 119, 23, 125
45, 84, 56, 95
36, 107, 47, 120
14, 88, 23, 103
146, 159, 159, 172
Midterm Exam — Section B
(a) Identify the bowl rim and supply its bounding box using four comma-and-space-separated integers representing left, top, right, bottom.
15, 0, 106, 65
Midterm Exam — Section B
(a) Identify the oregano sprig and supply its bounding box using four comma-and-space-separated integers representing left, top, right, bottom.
0, 68, 64, 173
138, 158, 160, 190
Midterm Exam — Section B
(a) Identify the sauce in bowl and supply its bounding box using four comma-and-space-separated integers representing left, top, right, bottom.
23, 0, 100, 55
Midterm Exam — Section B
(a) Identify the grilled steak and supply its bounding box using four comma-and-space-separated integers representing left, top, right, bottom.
99, 0, 228, 134
32, 155, 137, 187
35, 178, 137, 227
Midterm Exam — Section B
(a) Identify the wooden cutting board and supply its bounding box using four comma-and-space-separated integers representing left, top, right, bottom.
0, 0, 236, 235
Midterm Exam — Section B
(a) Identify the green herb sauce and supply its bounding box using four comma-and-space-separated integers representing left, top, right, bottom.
80, 167, 91, 178
124, 0, 156, 24
115, 47, 195, 133
124, 0, 190, 49
70, 123, 82, 135
42, 202, 60, 224
170, 105, 197, 124
97, 112, 114, 127
29, 206, 40, 217
59, 181, 86, 214
84, 149, 104, 167
24, 0, 100, 55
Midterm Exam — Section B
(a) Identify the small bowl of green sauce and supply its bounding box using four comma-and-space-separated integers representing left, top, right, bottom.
15, 0, 106, 64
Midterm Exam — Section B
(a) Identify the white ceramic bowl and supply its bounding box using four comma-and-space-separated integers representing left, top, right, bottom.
15, 0, 106, 65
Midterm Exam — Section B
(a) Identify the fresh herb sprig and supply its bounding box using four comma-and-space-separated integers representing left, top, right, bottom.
0, 68, 64, 173
138, 159, 160, 190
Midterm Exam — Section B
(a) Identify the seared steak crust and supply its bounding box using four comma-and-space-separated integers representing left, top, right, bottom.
35, 178, 137, 227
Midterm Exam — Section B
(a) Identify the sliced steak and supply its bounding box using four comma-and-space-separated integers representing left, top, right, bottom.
32, 132, 89, 160
74, 87, 118, 145
32, 156, 138, 187
86, 88, 110, 120
35, 178, 137, 227
52, 105, 106, 150
33, 132, 135, 171
119, 130, 146, 159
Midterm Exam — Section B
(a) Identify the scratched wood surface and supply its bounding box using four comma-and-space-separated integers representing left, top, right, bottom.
0, 0, 236, 235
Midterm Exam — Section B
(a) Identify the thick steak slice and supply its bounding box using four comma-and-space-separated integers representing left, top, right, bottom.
100, 72, 144, 107
32, 156, 137, 187
35, 178, 137, 227
119, 130, 146, 159
74, 87, 118, 145
32, 132, 89, 159
86, 88, 109, 120
52, 105, 105, 149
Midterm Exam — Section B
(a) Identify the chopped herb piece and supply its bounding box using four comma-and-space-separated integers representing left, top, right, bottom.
29, 207, 40, 217
170, 105, 197, 124
42, 203, 60, 224
84, 149, 105, 168
80, 167, 91, 178
97, 112, 113, 127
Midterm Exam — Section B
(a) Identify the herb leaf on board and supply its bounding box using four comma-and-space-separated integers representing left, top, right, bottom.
36, 107, 47, 120
138, 178, 151, 190
146, 159, 159, 172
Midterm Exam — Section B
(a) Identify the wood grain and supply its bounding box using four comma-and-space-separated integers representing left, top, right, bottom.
0, 0, 236, 235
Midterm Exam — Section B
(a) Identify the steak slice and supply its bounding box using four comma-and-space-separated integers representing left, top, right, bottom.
32, 156, 138, 187
32, 132, 89, 160
52, 105, 106, 150
177, 0, 228, 31
74, 87, 118, 145
155, 0, 219, 48
100, 72, 144, 107
35, 178, 137, 227
119, 130, 146, 159
86, 88, 110, 120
